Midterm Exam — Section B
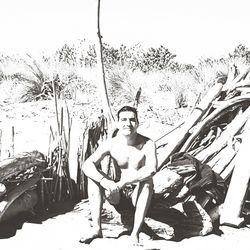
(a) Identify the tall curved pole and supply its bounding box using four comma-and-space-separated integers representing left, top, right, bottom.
96, 0, 115, 126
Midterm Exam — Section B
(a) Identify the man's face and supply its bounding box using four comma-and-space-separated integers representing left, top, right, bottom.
117, 111, 138, 136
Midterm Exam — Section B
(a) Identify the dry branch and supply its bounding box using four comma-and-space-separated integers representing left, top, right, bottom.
0, 151, 47, 182
11, 126, 15, 157
158, 83, 223, 169
45, 94, 75, 206
181, 95, 250, 152
96, 0, 114, 125
220, 119, 250, 227
154, 64, 250, 228
195, 105, 250, 163
0, 130, 2, 161
220, 157, 236, 180
207, 145, 238, 174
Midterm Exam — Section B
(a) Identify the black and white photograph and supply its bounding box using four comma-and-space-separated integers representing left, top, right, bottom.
1, 0, 250, 249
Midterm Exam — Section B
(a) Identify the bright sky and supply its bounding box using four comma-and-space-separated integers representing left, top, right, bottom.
0, 0, 250, 64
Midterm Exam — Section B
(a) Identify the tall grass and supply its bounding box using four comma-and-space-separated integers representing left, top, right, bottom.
1, 42, 250, 125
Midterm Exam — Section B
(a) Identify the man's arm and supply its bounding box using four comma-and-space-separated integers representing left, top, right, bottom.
82, 140, 119, 192
117, 140, 157, 188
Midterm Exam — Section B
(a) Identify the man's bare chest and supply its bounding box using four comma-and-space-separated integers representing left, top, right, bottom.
110, 145, 145, 170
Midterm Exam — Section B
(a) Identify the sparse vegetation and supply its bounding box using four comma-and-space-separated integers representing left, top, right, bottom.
1, 41, 250, 126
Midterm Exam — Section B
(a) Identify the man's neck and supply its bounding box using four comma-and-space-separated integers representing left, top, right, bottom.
117, 132, 138, 146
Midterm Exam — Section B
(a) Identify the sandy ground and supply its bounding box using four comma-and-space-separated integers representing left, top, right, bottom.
1, 100, 250, 250
0, 200, 250, 250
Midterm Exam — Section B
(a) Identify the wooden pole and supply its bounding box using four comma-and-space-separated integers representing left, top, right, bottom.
195, 105, 250, 163
0, 129, 2, 161
181, 94, 250, 152
96, 0, 115, 126
220, 118, 250, 227
11, 126, 15, 157
53, 82, 61, 136
158, 83, 223, 169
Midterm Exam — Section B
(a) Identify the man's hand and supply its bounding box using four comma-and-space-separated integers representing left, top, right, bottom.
100, 178, 119, 196
100, 178, 120, 204
116, 178, 128, 190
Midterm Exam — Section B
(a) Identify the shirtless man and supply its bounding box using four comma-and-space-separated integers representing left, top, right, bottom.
80, 106, 157, 244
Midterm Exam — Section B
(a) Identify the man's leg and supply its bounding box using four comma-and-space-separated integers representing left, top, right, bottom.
131, 178, 154, 242
80, 178, 104, 244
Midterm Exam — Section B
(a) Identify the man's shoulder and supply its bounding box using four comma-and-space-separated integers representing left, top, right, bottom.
136, 133, 155, 147
137, 133, 152, 142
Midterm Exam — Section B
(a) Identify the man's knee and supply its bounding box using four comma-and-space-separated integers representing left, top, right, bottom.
88, 178, 104, 197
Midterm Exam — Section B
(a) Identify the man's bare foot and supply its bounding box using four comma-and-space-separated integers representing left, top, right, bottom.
79, 230, 103, 244
129, 234, 142, 246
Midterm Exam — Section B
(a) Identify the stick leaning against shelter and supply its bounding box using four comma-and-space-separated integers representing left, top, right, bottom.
156, 64, 250, 227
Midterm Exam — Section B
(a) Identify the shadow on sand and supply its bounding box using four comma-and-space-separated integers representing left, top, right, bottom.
0, 200, 76, 239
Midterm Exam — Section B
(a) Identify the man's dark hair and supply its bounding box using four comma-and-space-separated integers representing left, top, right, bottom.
117, 106, 138, 121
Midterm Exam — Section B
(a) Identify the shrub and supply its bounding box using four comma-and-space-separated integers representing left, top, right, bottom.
229, 44, 250, 64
